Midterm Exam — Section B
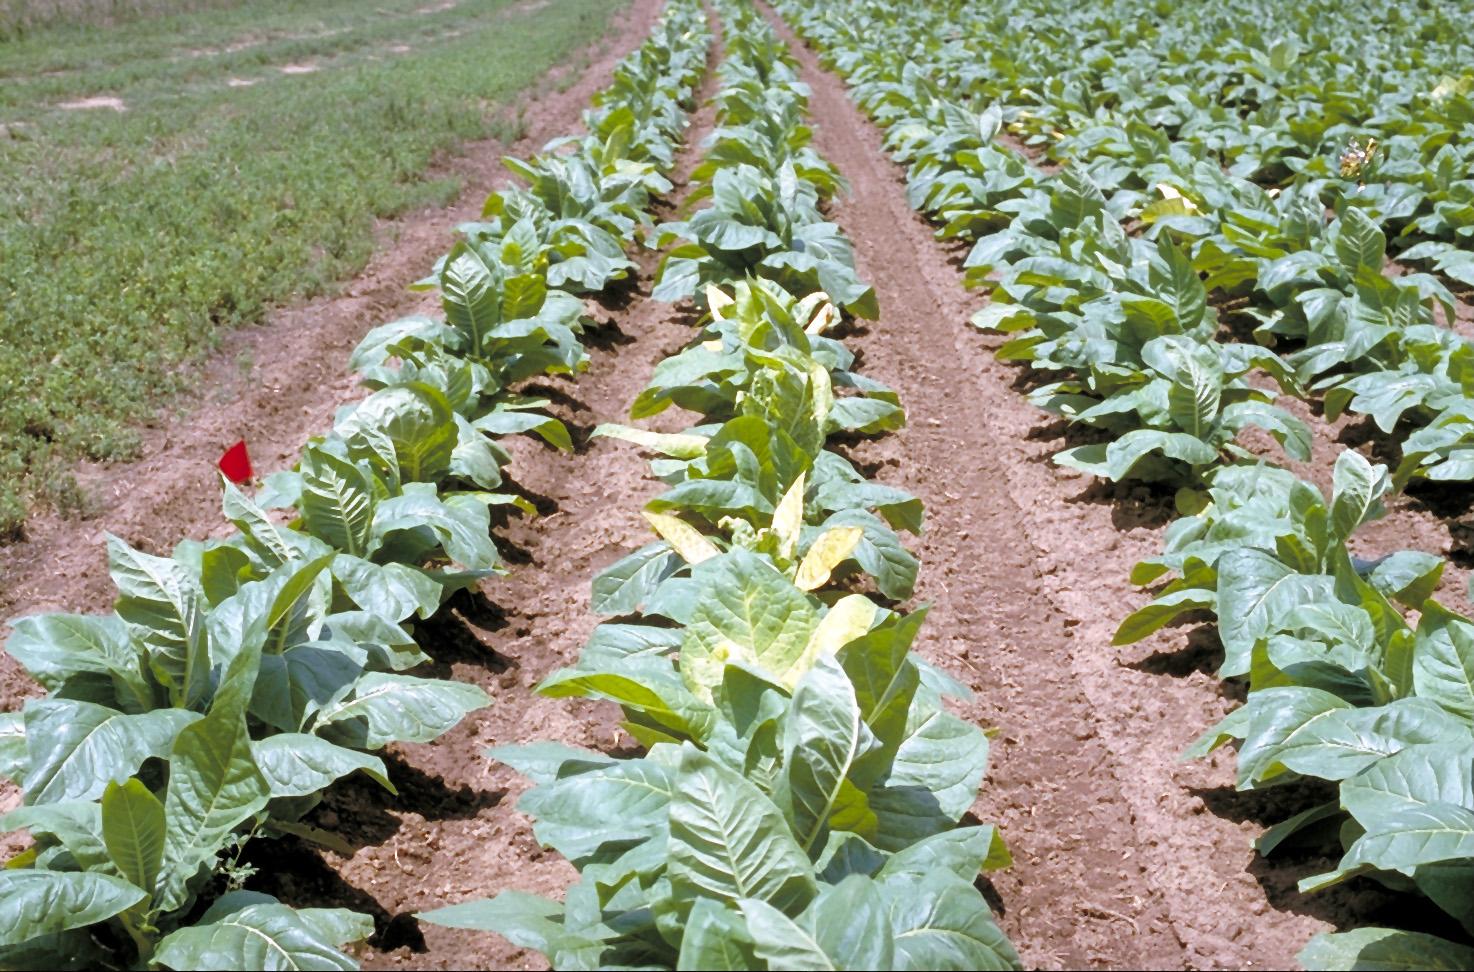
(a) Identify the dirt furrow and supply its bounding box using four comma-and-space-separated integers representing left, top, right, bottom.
245, 24, 726, 970
759, 4, 1408, 969
0, 0, 666, 640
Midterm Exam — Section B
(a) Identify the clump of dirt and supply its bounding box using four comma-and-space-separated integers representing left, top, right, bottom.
279, 63, 319, 75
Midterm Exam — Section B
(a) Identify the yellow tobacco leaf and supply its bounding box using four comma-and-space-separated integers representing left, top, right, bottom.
794, 526, 863, 591
785, 593, 878, 688
642, 511, 720, 565
773, 472, 806, 563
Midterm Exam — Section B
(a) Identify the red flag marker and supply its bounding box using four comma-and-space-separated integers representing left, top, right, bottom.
219, 439, 254, 485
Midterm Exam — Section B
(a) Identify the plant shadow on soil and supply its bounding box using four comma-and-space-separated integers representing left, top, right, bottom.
322, 753, 508, 849
412, 600, 514, 673
236, 755, 511, 949
243, 834, 431, 953
1335, 414, 1474, 565
1009, 405, 1187, 531
1190, 780, 1474, 949
1122, 622, 1229, 683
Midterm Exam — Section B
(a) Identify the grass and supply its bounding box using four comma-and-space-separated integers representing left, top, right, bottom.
0, 0, 630, 539
0, 0, 247, 39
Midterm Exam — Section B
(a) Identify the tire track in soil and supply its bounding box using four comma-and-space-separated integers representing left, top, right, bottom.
760, 4, 1433, 969
0, 0, 666, 657
246, 19, 727, 971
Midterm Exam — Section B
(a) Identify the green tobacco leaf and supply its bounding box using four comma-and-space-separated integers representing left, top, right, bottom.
331, 555, 441, 622
1056, 430, 1217, 482
251, 644, 362, 734
806, 875, 896, 971
313, 673, 489, 749
109, 534, 211, 709
1151, 237, 1207, 329
373, 486, 499, 570
881, 870, 1019, 970
1235, 687, 1353, 784
869, 704, 989, 849
1366, 551, 1444, 609
781, 655, 880, 852
340, 384, 457, 484
1341, 742, 1474, 825
1329, 449, 1389, 544
153, 898, 371, 971
4, 613, 148, 706
252, 734, 394, 799
157, 647, 270, 911
1216, 549, 1334, 677
816, 510, 919, 601
441, 246, 504, 355
1299, 927, 1474, 971
1412, 603, 1474, 722
515, 756, 672, 862
3, 801, 110, 871
1269, 698, 1466, 782
475, 407, 574, 452
1143, 336, 1222, 438
679, 898, 759, 970
669, 745, 816, 914
221, 478, 293, 568
200, 545, 254, 606
0, 871, 147, 947
1342, 802, 1474, 873
739, 897, 838, 971
878, 825, 1011, 882
680, 549, 820, 703
101, 778, 165, 895
157, 723, 268, 911
1113, 588, 1216, 645
299, 449, 376, 559
538, 657, 710, 741
838, 609, 924, 766
0, 711, 22, 781
490, 741, 614, 786
590, 541, 680, 616
1334, 207, 1387, 279
255, 555, 334, 656
22, 699, 197, 804
418, 890, 599, 959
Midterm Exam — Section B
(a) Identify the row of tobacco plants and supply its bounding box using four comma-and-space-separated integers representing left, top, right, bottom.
0, 3, 710, 967
776, 0, 1474, 967
415, 2, 1023, 968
